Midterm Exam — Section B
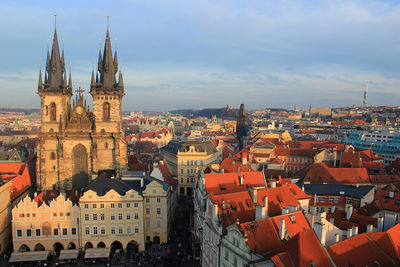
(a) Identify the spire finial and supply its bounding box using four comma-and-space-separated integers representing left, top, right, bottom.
54, 9, 57, 29
107, 14, 110, 31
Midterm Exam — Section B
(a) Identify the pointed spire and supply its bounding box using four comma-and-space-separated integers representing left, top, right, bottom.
91, 70, 96, 88
118, 71, 124, 89
97, 50, 103, 72
47, 24, 63, 90
38, 67, 44, 90
46, 50, 50, 73
68, 69, 72, 90
61, 49, 65, 72
63, 72, 67, 88
114, 50, 118, 73
96, 72, 99, 83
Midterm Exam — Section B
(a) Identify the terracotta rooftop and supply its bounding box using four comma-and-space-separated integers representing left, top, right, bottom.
204, 172, 265, 195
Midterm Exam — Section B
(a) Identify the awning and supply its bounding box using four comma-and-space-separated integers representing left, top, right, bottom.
84, 247, 110, 259
58, 249, 80, 260
9, 251, 50, 262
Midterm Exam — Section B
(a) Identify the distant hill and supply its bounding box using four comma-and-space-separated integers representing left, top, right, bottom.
0, 107, 41, 115
170, 106, 238, 119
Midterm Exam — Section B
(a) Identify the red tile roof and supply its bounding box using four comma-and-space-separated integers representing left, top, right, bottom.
204, 172, 265, 195
238, 211, 310, 255
327, 224, 400, 267
0, 162, 32, 201
270, 228, 335, 267
358, 189, 400, 215
157, 160, 177, 189
326, 209, 377, 233
303, 163, 370, 184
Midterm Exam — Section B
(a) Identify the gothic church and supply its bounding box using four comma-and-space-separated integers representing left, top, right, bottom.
37, 24, 127, 191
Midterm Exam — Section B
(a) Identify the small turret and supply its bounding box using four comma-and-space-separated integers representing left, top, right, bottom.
118, 71, 124, 89
38, 68, 44, 90
91, 70, 96, 89
114, 50, 118, 73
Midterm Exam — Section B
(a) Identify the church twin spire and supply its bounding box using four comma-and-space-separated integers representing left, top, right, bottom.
39, 17, 123, 95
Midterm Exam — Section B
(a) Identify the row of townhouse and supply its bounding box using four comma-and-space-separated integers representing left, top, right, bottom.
11, 171, 177, 254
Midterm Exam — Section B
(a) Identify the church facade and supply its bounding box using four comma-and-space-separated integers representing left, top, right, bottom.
37, 25, 127, 191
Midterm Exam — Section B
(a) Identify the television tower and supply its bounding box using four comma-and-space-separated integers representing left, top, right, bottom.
363, 81, 368, 107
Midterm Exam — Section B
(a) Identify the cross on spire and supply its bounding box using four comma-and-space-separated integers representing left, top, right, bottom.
54, 9, 57, 29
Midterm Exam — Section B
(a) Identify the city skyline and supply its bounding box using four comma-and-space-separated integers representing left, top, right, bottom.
1, 0, 400, 111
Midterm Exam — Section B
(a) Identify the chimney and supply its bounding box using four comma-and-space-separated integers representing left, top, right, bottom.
249, 187, 258, 204
346, 205, 353, 220
335, 233, 340, 243
313, 222, 326, 246
221, 168, 224, 173
238, 175, 244, 186
333, 147, 337, 167
213, 203, 218, 220
352, 226, 358, 236
279, 219, 286, 240
278, 176, 282, 185
347, 228, 353, 239
389, 191, 394, 199
330, 206, 335, 213
288, 205, 297, 213
256, 196, 268, 220
377, 217, 384, 232
366, 224, 374, 232
241, 152, 248, 166
329, 218, 334, 224
271, 181, 276, 188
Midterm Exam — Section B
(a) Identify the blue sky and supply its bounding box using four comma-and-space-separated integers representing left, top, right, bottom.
0, 0, 400, 111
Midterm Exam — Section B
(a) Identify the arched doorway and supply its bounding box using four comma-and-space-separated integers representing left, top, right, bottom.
97, 242, 106, 248
84, 242, 93, 249
127, 241, 138, 253
18, 244, 30, 252
111, 241, 123, 253
34, 243, 45, 251
53, 242, 64, 256
153, 236, 160, 245
68, 242, 76, 249
72, 144, 89, 190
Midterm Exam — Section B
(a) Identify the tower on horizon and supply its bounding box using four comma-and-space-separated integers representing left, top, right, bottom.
236, 103, 248, 150
363, 81, 368, 107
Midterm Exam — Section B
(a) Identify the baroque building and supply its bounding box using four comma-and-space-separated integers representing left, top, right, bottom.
37, 24, 127, 191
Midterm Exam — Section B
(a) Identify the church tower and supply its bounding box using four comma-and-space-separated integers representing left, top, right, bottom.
236, 103, 249, 149
37, 23, 73, 191
90, 21, 127, 178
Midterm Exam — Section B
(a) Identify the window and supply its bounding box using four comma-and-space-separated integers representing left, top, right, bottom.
146, 220, 150, 227
118, 213, 123, 220
335, 198, 339, 204
84, 204, 89, 209
105, 142, 109, 149
134, 203, 138, 208
181, 169, 183, 175
100, 203, 104, 209
118, 203, 122, 209
127, 226, 131, 234
329, 198, 334, 203
101, 226, 105, 235
146, 198, 150, 203
53, 228, 59, 236
157, 220, 161, 228
146, 208, 150, 215
157, 198, 161, 203
26, 229, 32, 237
111, 214, 115, 221
224, 250, 229, 260
103, 102, 110, 120
36, 229, 41, 237
157, 208, 161, 215
126, 203, 131, 208
71, 228, 77, 235
134, 212, 139, 220
320, 197, 325, 203
100, 213, 105, 221
84, 214, 89, 221
50, 152, 56, 160
126, 213, 131, 220
84, 227, 89, 235
93, 213, 98, 221
17, 229, 22, 237
93, 226, 98, 235
111, 226, 116, 235
354, 200, 360, 206
62, 228, 67, 236
118, 226, 123, 234
346, 198, 351, 204
135, 226, 139, 234
50, 102, 56, 121
320, 207, 325, 212
92, 204, 97, 209
111, 203, 115, 208
233, 256, 238, 267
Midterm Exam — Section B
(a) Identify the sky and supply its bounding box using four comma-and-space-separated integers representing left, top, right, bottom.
0, 0, 400, 111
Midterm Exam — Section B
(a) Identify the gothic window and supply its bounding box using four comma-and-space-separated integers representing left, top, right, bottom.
50, 102, 56, 121
105, 142, 108, 149
50, 152, 56, 160
72, 144, 88, 176
103, 102, 110, 120
45, 106, 48, 115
